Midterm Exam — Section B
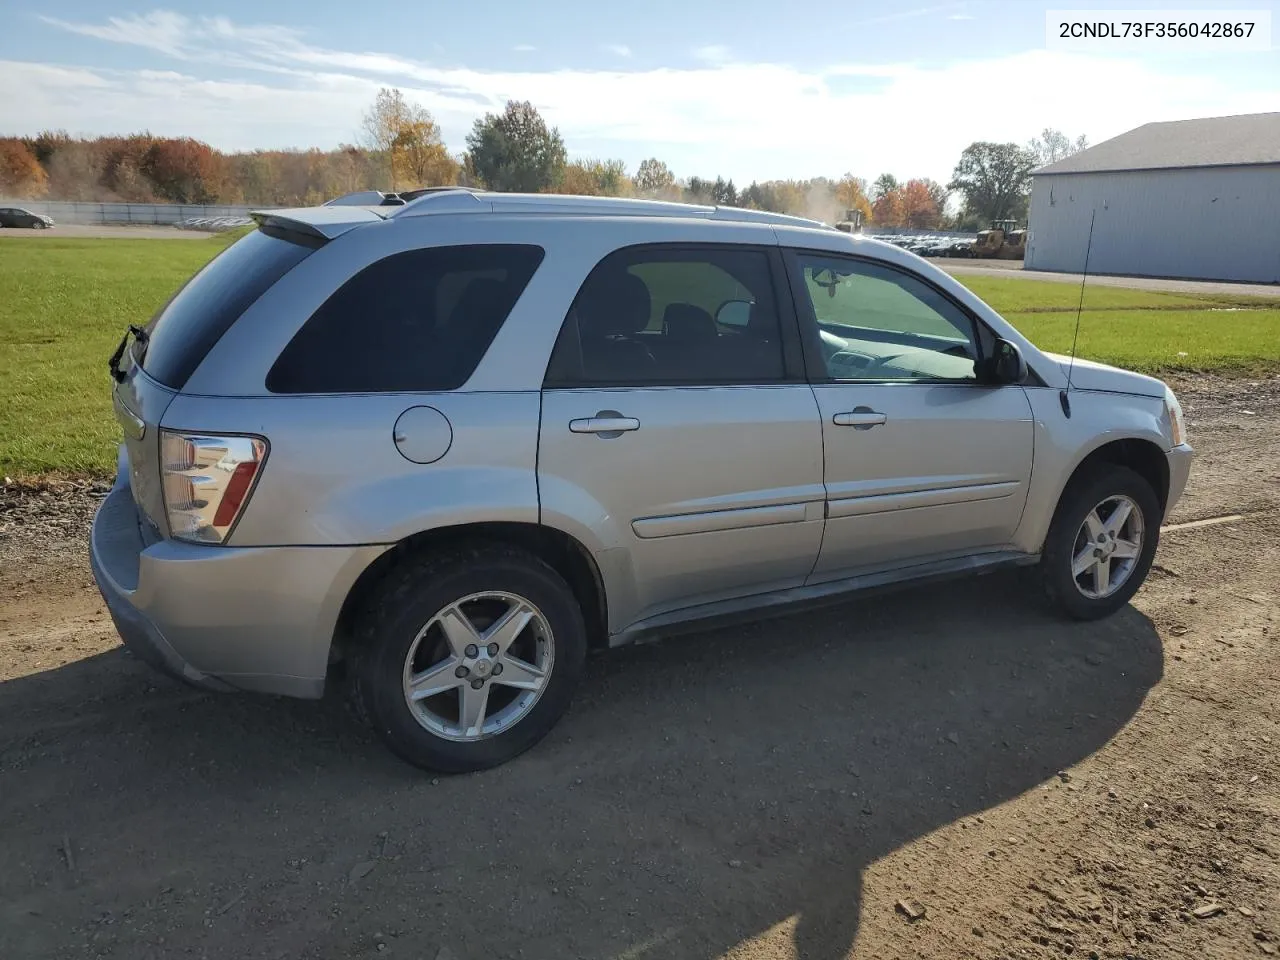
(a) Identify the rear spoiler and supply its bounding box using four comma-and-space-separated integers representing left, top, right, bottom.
249, 206, 387, 244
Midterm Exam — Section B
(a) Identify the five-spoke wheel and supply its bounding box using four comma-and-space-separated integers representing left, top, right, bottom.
353, 546, 586, 773
1041, 465, 1161, 620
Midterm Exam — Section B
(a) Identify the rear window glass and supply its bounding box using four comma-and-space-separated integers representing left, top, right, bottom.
266, 244, 545, 394
141, 229, 315, 388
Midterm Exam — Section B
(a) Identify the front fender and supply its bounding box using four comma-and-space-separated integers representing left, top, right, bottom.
1013, 387, 1171, 554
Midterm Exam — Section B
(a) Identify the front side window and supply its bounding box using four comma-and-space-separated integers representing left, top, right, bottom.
267, 244, 544, 393
544, 246, 786, 386
792, 253, 980, 382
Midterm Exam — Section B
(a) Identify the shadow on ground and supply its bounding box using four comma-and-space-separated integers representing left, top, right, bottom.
0, 570, 1162, 959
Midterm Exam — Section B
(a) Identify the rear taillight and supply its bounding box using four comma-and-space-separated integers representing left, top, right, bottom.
159, 430, 267, 543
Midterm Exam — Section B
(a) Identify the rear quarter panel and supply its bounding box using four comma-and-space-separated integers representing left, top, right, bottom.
161, 391, 542, 546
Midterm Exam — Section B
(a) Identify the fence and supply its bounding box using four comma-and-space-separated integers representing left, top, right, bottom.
0, 199, 267, 226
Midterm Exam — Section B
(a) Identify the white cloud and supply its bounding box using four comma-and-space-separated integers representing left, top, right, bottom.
513, 44, 536, 53
38, 11, 193, 56
14, 12, 1280, 184
948, 14, 975, 20
603, 44, 632, 58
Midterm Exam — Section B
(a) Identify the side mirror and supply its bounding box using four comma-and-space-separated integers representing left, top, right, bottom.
988, 338, 1027, 384
715, 300, 752, 328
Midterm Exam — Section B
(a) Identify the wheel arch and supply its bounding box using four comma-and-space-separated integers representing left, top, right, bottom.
1045, 438, 1171, 545
331, 521, 610, 664
1066, 437, 1170, 511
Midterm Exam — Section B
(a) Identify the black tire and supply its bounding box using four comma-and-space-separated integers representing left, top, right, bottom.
32, 221, 46, 230
351, 543, 587, 773
1040, 465, 1161, 620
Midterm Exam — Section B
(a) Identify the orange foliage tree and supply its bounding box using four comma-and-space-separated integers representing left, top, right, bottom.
0, 138, 49, 198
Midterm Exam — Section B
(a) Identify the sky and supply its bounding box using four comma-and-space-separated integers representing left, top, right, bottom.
1, 0, 1277, 185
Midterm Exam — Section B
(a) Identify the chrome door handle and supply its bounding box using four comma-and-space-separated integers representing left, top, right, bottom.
569, 416, 640, 435
833, 408, 887, 429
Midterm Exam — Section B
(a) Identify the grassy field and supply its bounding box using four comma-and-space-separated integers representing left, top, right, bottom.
2, 234, 1278, 477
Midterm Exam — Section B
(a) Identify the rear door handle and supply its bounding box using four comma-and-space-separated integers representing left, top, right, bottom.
569, 416, 640, 435
833, 408, 887, 429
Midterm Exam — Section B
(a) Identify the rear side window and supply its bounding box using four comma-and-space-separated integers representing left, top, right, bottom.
141, 229, 316, 388
266, 244, 544, 394
544, 245, 787, 387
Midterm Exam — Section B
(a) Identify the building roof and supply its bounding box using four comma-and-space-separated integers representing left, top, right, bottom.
1034, 112, 1280, 176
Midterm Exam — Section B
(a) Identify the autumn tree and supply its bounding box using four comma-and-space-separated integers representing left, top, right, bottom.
835, 174, 873, 223
556, 158, 629, 196
0, 139, 50, 198
100, 135, 158, 201
948, 141, 1036, 224
21, 130, 73, 167
901, 178, 942, 229
465, 100, 566, 192
46, 141, 106, 200
1028, 128, 1089, 168
634, 157, 675, 197
871, 187, 905, 227
142, 137, 226, 203
362, 87, 456, 191
923, 178, 949, 218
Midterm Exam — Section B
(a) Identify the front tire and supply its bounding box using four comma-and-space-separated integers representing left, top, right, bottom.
1040, 465, 1161, 620
351, 544, 587, 773
32, 221, 47, 230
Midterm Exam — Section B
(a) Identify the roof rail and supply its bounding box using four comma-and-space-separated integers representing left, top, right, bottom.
390, 190, 831, 228
396, 185, 485, 202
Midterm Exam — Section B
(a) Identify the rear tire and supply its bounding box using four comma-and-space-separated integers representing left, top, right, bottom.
1039, 465, 1161, 620
351, 543, 587, 773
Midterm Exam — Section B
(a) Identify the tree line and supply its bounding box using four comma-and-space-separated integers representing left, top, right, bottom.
0, 87, 1085, 230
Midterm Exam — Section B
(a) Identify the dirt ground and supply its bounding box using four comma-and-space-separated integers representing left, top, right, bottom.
1, 374, 1277, 960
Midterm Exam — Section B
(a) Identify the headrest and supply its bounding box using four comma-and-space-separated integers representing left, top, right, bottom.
577, 271, 651, 336
662, 303, 717, 341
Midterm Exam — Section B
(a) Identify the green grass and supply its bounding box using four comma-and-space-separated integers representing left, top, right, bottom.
1002, 309, 1280, 374
957, 276, 1272, 313
0, 235, 235, 477
1, 234, 1278, 477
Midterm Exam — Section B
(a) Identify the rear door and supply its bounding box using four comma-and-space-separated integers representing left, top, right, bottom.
783, 249, 1035, 579
538, 243, 825, 631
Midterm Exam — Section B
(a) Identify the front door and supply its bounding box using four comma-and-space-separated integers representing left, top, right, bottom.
538, 243, 826, 631
784, 249, 1035, 580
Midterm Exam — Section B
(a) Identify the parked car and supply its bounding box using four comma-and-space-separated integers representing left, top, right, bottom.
0, 207, 54, 229
92, 191, 1192, 773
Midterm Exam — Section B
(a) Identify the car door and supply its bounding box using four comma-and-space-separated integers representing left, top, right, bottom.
538, 243, 826, 632
783, 249, 1035, 580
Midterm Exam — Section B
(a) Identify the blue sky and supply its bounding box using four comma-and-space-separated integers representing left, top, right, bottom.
2, 0, 1277, 184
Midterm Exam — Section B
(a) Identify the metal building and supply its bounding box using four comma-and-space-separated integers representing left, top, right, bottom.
1025, 112, 1280, 284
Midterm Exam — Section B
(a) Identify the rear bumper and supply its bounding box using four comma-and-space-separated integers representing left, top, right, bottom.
90, 480, 388, 699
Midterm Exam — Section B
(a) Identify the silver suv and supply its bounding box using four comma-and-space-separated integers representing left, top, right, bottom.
91, 191, 1193, 772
